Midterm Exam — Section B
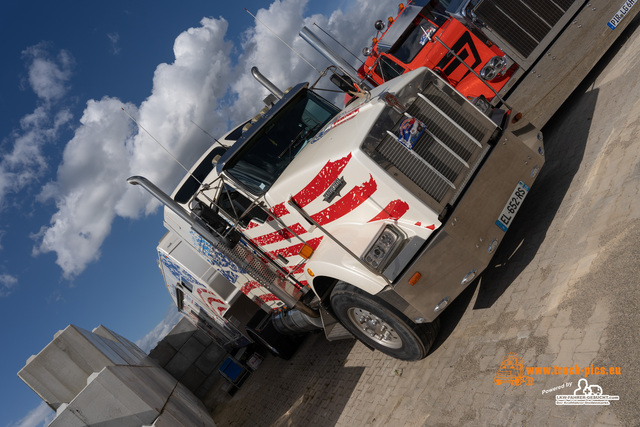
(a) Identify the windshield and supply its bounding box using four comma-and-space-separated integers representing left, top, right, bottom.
224, 90, 339, 194
375, 56, 407, 81
387, 3, 450, 63
390, 20, 436, 64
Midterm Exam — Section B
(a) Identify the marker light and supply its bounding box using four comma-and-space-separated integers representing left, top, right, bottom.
434, 297, 449, 313
531, 165, 540, 178
408, 272, 422, 286
299, 244, 314, 259
461, 270, 476, 285
511, 112, 523, 124
488, 239, 498, 254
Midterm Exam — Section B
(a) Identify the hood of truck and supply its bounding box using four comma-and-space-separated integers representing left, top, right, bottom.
250, 71, 442, 277
176, 67, 500, 298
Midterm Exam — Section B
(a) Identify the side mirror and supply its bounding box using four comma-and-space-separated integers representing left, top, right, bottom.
330, 73, 356, 93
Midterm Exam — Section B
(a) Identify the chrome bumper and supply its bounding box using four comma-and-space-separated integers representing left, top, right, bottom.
387, 122, 545, 323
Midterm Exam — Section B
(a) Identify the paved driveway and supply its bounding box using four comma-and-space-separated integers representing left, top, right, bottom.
211, 18, 640, 427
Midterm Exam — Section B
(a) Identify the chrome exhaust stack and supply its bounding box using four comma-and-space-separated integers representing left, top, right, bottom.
251, 66, 284, 100
299, 26, 369, 91
127, 175, 318, 318
127, 176, 214, 243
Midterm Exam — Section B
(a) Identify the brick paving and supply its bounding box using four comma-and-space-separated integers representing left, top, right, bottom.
210, 19, 640, 427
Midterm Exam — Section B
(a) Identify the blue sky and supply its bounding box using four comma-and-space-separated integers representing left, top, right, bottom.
0, 0, 398, 425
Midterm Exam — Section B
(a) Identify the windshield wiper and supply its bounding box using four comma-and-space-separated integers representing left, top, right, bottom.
277, 123, 322, 159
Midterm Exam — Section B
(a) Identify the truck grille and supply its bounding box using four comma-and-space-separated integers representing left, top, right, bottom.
473, 0, 577, 59
364, 81, 495, 210
192, 231, 303, 303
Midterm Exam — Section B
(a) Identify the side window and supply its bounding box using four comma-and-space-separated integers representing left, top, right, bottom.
374, 55, 407, 81
174, 146, 227, 204
217, 185, 269, 228
392, 20, 432, 64
176, 288, 186, 311
180, 280, 193, 293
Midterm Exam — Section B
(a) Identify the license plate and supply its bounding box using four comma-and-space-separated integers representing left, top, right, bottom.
608, 0, 637, 29
496, 181, 529, 232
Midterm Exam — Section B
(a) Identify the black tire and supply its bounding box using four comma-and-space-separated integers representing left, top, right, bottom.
330, 281, 439, 361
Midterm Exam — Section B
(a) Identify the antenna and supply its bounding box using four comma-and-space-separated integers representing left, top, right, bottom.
244, 8, 323, 75
245, 8, 369, 97
190, 119, 225, 148
244, 9, 368, 97
121, 107, 202, 186
313, 22, 363, 66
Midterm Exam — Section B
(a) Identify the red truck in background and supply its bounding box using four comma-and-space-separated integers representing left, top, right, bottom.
358, 0, 516, 101
313, 0, 640, 130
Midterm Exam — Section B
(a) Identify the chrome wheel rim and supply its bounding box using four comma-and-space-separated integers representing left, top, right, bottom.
347, 307, 401, 349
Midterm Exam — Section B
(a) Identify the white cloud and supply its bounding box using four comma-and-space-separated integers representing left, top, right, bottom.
115, 16, 237, 218
0, 106, 72, 208
7, 401, 55, 427
0, 273, 18, 297
136, 304, 182, 353
231, 0, 396, 114
0, 43, 74, 209
32, 17, 237, 278
107, 32, 121, 55
32, 0, 398, 279
22, 43, 74, 103
32, 97, 137, 278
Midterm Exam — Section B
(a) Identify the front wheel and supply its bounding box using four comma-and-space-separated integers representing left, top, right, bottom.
330, 282, 439, 361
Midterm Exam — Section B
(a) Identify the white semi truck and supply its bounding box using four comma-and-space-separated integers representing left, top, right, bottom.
130, 0, 638, 360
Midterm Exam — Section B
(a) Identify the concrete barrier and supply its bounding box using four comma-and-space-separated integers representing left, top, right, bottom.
18, 323, 217, 426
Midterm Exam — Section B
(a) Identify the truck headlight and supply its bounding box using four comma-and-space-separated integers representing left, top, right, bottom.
480, 56, 507, 81
471, 95, 492, 116
362, 225, 404, 271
